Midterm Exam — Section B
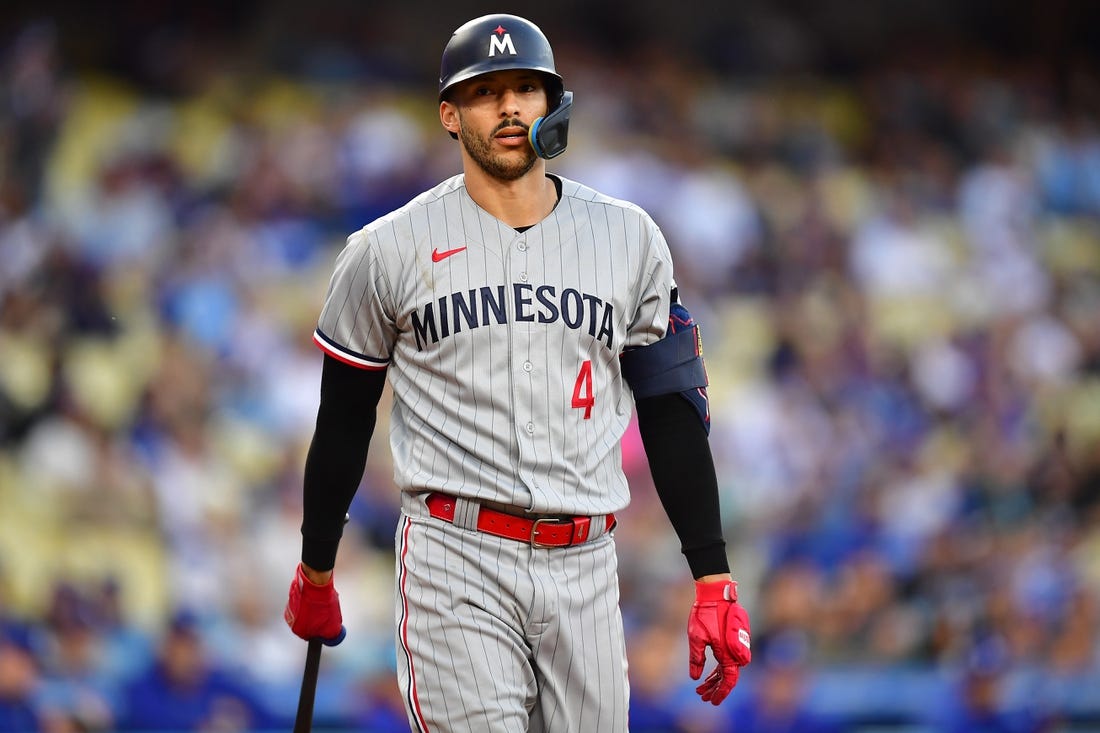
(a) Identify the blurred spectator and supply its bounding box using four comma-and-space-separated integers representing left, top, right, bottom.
348, 668, 409, 733
727, 632, 843, 733
0, 626, 39, 732
627, 620, 696, 733
928, 639, 1050, 733
117, 610, 273, 731
1031, 117, 1100, 217
2, 20, 66, 203
31, 582, 117, 731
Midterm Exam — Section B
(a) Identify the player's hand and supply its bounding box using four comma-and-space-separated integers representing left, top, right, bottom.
284, 563, 347, 646
687, 579, 751, 705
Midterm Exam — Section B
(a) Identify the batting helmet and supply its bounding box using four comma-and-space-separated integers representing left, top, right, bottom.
439, 14, 564, 106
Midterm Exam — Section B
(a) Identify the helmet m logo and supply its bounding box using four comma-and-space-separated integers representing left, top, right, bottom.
489, 25, 516, 57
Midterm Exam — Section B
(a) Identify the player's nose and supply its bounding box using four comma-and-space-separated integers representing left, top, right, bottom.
498, 88, 521, 116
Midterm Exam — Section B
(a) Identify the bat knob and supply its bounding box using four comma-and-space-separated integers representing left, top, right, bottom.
320, 626, 347, 647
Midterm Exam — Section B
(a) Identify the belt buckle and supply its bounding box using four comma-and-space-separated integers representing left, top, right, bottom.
530, 517, 570, 548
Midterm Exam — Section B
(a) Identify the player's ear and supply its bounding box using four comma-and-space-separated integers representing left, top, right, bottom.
440, 101, 460, 140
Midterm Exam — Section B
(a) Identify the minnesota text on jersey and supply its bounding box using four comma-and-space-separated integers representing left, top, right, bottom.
408, 283, 616, 352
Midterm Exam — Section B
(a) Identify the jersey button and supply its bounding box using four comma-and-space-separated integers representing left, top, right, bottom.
523, 361, 533, 372
525, 422, 535, 434
519, 272, 528, 282
517, 241, 527, 252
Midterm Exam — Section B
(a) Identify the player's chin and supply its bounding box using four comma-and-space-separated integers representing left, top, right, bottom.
484, 151, 538, 181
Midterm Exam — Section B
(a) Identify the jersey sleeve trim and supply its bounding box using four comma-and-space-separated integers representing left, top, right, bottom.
313, 329, 389, 371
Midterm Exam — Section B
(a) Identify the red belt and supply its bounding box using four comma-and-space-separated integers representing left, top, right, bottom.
425, 492, 615, 548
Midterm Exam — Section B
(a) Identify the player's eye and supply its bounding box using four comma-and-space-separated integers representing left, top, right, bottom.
519, 83, 537, 93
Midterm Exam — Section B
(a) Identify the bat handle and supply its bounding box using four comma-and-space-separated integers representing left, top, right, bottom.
293, 638, 324, 733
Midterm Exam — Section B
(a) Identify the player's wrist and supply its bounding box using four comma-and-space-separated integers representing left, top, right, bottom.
299, 563, 334, 587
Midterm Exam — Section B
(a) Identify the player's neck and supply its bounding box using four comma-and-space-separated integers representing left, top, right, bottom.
462, 163, 558, 229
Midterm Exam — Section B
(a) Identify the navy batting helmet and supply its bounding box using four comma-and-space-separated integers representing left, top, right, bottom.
438, 14, 564, 106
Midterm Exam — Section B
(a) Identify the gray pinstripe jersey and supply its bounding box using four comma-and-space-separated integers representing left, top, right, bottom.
313, 173, 672, 516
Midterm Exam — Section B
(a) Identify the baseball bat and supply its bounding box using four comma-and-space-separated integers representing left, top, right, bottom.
293, 638, 323, 733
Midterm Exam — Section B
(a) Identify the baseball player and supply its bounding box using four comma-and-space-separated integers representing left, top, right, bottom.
283, 13, 751, 732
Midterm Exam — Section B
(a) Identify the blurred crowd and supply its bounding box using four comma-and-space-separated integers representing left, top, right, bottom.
1, 8, 1100, 733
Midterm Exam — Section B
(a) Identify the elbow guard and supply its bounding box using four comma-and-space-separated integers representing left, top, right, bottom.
621, 303, 711, 432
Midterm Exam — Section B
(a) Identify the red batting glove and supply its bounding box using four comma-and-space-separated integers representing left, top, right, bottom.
688, 579, 751, 705
284, 563, 347, 646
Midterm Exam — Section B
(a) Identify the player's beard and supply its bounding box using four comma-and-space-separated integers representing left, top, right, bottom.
459, 115, 538, 182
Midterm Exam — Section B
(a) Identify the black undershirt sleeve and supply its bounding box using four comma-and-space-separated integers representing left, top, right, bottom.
300, 354, 387, 571
635, 393, 730, 579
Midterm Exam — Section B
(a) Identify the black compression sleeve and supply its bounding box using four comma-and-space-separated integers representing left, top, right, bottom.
635, 393, 730, 578
300, 355, 387, 570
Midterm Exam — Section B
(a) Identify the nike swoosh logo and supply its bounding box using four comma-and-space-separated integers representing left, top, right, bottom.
432, 246, 467, 262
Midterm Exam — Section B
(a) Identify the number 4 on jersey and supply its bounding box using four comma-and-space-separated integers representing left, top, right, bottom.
572, 360, 594, 419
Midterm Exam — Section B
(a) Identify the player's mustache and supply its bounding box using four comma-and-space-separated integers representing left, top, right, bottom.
493, 118, 530, 134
